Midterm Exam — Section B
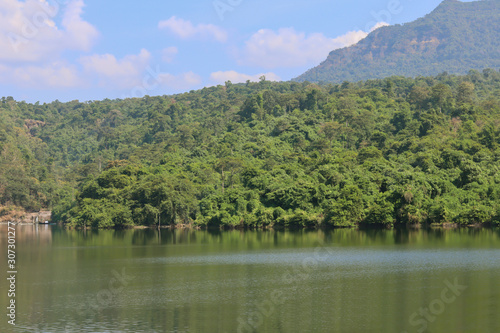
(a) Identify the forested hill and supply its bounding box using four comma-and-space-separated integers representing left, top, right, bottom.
1, 70, 500, 228
295, 0, 500, 83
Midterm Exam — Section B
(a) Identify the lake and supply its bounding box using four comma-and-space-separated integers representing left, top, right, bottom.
1, 225, 499, 332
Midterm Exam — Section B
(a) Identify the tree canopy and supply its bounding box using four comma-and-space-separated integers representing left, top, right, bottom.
1, 70, 500, 228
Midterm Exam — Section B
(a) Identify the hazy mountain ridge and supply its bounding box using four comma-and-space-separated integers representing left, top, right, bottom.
295, 0, 500, 83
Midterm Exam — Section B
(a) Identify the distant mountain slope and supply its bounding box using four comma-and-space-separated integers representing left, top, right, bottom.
295, 0, 500, 83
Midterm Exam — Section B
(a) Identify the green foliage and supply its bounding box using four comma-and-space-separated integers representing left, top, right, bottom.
364, 193, 395, 226
1, 70, 500, 228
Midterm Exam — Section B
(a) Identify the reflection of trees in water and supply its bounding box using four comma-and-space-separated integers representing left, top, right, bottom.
4, 226, 497, 251
0, 224, 53, 246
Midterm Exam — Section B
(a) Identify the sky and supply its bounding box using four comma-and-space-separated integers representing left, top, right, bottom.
0, 0, 459, 103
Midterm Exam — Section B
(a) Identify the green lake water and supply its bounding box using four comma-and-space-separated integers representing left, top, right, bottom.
1, 225, 499, 333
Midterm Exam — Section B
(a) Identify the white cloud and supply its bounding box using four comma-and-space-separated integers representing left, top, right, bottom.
158, 16, 227, 43
0, 3, 205, 95
162, 46, 178, 63
210, 71, 281, 84
238, 25, 387, 69
80, 49, 151, 89
157, 71, 202, 90
0, 0, 99, 63
0, 61, 81, 88
61, 0, 100, 51
370, 21, 390, 32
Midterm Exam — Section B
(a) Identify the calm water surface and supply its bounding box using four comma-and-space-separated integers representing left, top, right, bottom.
1, 225, 499, 333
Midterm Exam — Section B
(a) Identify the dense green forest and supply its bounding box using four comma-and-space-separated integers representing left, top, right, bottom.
296, 0, 500, 83
1, 69, 500, 228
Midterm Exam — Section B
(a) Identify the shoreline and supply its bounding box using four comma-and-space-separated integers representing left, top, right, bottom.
2, 221, 494, 230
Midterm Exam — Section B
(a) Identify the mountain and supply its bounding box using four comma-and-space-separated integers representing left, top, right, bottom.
295, 0, 500, 83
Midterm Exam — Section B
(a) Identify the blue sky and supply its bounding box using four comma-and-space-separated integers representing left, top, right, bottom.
0, 0, 455, 103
